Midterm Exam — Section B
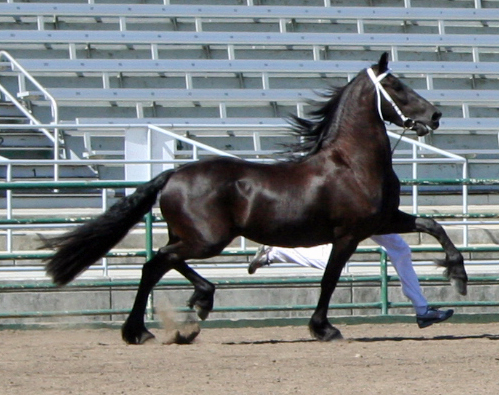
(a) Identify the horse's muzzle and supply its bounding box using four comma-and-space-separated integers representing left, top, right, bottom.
411, 121, 431, 136
431, 111, 442, 130
411, 111, 441, 136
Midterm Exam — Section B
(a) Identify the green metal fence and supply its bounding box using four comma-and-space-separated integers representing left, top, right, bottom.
1, 179, 499, 326
1, 252, 498, 322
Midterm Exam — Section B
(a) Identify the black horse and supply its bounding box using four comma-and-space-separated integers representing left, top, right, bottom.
44, 53, 467, 344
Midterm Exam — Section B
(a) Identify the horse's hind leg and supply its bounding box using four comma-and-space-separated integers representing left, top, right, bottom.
122, 250, 175, 344
122, 239, 217, 344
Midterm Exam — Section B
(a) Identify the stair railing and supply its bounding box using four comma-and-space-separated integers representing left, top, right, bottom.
0, 50, 62, 179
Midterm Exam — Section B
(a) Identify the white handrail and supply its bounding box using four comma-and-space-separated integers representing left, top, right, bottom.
0, 51, 59, 125
148, 125, 239, 158
0, 81, 55, 142
387, 131, 466, 162
0, 120, 486, 261
0, 123, 467, 163
0, 50, 61, 179
387, 131, 469, 245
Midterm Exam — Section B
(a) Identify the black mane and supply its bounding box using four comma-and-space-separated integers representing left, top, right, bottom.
283, 79, 355, 160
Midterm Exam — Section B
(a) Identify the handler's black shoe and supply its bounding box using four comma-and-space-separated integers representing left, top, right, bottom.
416, 308, 454, 329
248, 245, 272, 274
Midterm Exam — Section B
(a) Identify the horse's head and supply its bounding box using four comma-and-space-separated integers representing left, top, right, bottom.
368, 52, 441, 137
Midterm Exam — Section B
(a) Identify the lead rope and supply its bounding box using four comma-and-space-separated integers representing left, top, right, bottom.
390, 127, 407, 154
366, 67, 415, 155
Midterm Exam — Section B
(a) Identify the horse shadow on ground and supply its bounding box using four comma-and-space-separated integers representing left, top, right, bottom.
223, 333, 499, 346
353, 333, 499, 343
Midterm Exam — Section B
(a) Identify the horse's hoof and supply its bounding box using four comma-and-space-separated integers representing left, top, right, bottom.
442, 264, 468, 296
451, 277, 468, 296
314, 328, 343, 342
188, 285, 215, 321
122, 324, 156, 345
137, 330, 156, 344
194, 304, 210, 321
308, 320, 343, 342
164, 322, 201, 345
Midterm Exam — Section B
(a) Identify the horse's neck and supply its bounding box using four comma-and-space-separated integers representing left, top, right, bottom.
328, 79, 393, 170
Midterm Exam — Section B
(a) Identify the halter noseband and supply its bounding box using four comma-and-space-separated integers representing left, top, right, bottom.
367, 67, 415, 129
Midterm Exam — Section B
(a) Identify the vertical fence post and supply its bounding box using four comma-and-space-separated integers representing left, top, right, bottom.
101, 188, 109, 277
145, 211, 154, 261
145, 211, 155, 320
6, 164, 13, 253
412, 144, 418, 215
462, 161, 469, 247
380, 249, 389, 315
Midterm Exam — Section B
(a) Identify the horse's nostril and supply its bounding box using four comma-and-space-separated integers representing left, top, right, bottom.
432, 111, 442, 121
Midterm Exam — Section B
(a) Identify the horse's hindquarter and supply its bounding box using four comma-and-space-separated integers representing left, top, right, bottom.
158, 158, 334, 247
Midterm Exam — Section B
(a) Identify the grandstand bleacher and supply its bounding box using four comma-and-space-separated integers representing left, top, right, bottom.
0, 0, 497, 205
0, 0, 498, 200
1, 3, 499, 164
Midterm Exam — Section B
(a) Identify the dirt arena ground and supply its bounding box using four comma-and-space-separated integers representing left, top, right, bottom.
1, 323, 498, 395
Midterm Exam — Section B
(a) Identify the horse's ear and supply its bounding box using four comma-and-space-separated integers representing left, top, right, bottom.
378, 52, 390, 73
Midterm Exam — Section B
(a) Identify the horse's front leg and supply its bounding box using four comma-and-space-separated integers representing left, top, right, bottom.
414, 216, 468, 295
309, 237, 358, 341
378, 210, 468, 296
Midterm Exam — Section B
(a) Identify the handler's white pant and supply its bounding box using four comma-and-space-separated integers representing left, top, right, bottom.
267, 234, 428, 315
370, 234, 428, 315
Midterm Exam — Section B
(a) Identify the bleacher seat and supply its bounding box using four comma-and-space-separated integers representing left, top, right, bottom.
0, 2, 498, 183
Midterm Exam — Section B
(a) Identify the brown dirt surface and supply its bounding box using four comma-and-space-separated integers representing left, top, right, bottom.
1, 323, 498, 395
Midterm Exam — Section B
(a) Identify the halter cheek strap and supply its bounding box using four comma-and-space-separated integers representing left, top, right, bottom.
367, 67, 415, 129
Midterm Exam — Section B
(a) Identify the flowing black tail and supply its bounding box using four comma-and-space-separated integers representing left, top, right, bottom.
44, 170, 174, 285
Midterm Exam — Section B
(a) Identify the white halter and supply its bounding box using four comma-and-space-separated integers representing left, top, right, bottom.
367, 67, 415, 129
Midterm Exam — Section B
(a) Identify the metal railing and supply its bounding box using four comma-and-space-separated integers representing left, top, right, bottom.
0, 248, 498, 324
1, 178, 498, 325
1, 177, 499, 274
0, 51, 59, 150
